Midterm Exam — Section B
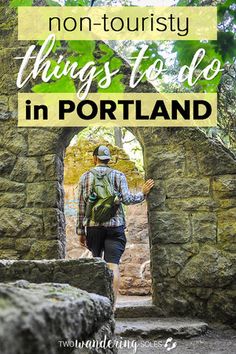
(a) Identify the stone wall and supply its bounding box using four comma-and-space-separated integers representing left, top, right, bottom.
1, 1, 236, 325
135, 127, 236, 326
0, 259, 114, 301
119, 203, 151, 295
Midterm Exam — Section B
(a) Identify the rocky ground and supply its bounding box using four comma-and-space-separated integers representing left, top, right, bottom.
115, 326, 236, 354
113, 296, 236, 354
72, 324, 236, 354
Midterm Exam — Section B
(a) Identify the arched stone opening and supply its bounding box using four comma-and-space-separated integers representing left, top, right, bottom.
63, 128, 152, 297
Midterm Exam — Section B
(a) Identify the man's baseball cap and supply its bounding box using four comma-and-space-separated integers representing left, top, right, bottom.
94, 145, 111, 160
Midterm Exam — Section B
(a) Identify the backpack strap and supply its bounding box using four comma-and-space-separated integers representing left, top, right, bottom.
89, 167, 114, 193
90, 167, 113, 177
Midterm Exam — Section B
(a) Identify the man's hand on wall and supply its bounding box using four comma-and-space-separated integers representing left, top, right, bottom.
142, 179, 155, 196
79, 235, 87, 248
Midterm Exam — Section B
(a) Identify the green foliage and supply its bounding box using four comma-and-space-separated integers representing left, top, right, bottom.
12, 0, 236, 150
37, 59, 66, 81
37, 40, 62, 53
10, 0, 33, 7
175, 0, 236, 63
45, 0, 60, 6
65, 0, 88, 6
175, 0, 236, 147
110, 57, 123, 71
173, 41, 220, 68
172, 41, 224, 92
218, 0, 236, 22
131, 42, 164, 82
68, 41, 95, 54
97, 74, 125, 93
67, 40, 95, 67
32, 76, 76, 93
96, 43, 124, 93
173, 0, 236, 93
177, 0, 201, 6
98, 43, 115, 63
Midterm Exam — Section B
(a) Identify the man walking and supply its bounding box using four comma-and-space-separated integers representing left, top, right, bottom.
76, 145, 154, 305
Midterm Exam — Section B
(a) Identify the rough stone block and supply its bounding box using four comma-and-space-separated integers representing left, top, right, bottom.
0, 238, 15, 249
23, 207, 44, 218
191, 212, 217, 243
10, 157, 43, 183
185, 147, 201, 177
115, 317, 208, 338
0, 259, 113, 301
0, 250, 19, 259
15, 238, 37, 252
0, 280, 114, 354
0, 208, 43, 238
0, 178, 25, 193
0, 6, 18, 49
152, 243, 199, 280
122, 264, 141, 278
11, 155, 64, 183
151, 279, 193, 316
145, 146, 185, 179
121, 244, 150, 264
167, 197, 217, 211
0, 95, 10, 120
222, 243, 236, 253
178, 245, 235, 288
165, 177, 210, 198
43, 208, 65, 240
148, 180, 166, 210
2, 126, 27, 155
212, 175, 236, 198
8, 94, 17, 112
26, 182, 63, 208
0, 149, 16, 175
197, 142, 236, 175
217, 198, 236, 209
42, 154, 64, 182
28, 129, 64, 156
0, 192, 26, 208
207, 290, 236, 326
150, 211, 191, 244
26, 240, 64, 259
218, 208, 236, 243
0, 48, 25, 94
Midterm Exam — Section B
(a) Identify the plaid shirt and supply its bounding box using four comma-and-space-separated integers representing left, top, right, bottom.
76, 165, 145, 235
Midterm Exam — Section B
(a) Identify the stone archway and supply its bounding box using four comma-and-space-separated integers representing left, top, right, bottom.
1, 0, 236, 325
63, 130, 152, 296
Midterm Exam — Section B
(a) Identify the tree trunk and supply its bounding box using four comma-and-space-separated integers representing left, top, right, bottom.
114, 127, 123, 148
